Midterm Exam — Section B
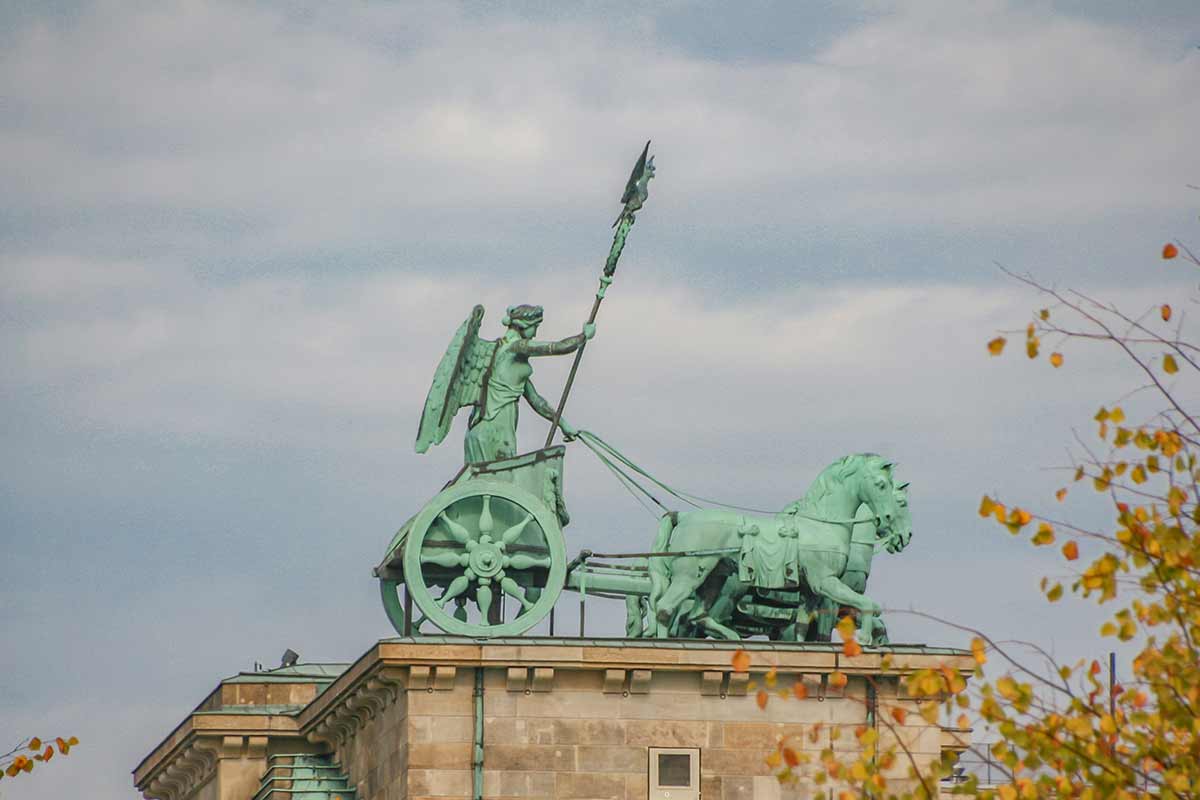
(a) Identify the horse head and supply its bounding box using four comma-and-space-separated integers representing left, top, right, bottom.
855, 457, 912, 549
880, 482, 912, 553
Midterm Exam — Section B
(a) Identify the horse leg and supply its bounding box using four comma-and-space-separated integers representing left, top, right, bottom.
654, 557, 717, 638
692, 608, 740, 640
625, 595, 645, 638
807, 569, 881, 646
706, 574, 746, 631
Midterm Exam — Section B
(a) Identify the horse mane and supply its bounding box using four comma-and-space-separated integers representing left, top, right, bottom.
787, 453, 886, 513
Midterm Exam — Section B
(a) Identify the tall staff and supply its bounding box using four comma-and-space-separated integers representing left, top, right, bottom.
544, 141, 657, 448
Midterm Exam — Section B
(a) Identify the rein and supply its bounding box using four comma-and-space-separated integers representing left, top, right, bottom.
577, 430, 893, 534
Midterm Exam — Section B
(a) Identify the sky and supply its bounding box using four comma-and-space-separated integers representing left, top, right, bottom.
1, 1, 1198, 797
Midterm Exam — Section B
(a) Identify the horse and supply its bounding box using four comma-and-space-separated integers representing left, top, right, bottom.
646, 453, 910, 645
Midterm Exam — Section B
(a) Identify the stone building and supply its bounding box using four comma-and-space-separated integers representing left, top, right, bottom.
133, 637, 971, 800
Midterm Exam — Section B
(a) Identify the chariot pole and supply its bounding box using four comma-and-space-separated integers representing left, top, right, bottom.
544, 141, 656, 448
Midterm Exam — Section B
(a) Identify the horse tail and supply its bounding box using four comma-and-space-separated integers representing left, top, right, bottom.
647, 511, 678, 612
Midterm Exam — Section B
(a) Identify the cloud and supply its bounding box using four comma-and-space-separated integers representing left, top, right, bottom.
1, 0, 1195, 281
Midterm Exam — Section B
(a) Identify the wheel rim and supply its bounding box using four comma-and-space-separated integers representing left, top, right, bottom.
403, 480, 564, 637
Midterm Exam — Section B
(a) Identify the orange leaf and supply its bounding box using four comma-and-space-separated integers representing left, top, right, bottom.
782, 747, 800, 768
1055, 488, 1067, 502
792, 680, 809, 700
731, 650, 750, 673
987, 337, 1007, 356
1161, 304, 1172, 322
979, 495, 996, 517
1049, 352, 1063, 368
835, 615, 856, 642
957, 713, 970, 729
43, 746, 53, 761
843, 638, 863, 657
756, 690, 769, 710
829, 671, 848, 689
1162, 243, 1178, 259
1062, 541, 1079, 561
890, 706, 907, 724
28, 738, 41, 752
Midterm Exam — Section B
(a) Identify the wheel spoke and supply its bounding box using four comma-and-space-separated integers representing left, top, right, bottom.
500, 576, 534, 611
421, 550, 469, 569
437, 512, 474, 545
438, 573, 473, 607
505, 553, 552, 571
476, 582, 493, 620
478, 495, 494, 537
499, 513, 533, 546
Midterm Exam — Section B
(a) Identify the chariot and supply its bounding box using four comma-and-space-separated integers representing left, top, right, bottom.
374, 446, 652, 638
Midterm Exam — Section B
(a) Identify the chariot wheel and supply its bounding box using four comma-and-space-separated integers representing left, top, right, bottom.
401, 479, 565, 637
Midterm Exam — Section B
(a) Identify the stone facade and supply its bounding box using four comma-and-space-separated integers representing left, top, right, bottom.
133, 639, 971, 800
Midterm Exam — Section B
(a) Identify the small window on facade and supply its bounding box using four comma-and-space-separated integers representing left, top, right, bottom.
648, 747, 700, 799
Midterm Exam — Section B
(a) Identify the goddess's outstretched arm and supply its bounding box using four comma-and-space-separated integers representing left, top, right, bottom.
510, 323, 595, 358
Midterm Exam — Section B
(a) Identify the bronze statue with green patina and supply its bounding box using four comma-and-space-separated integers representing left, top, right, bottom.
414, 304, 595, 464
380, 141, 915, 646
641, 453, 911, 645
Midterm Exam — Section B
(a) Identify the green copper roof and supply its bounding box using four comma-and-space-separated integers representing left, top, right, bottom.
194, 704, 307, 716
222, 662, 350, 684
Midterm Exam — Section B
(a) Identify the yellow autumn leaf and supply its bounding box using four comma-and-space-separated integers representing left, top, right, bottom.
843, 638, 863, 657
987, 336, 1007, 356
1163, 354, 1178, 374
1049, 352, 1063, 367
1055, 487, 1067, 502
731, 650, 750, 672
1031, 523, 1055, 546
956, 713, 970, 729
979, 495, 996, 517
970, 637, 987, 665
829, 671, 848, 689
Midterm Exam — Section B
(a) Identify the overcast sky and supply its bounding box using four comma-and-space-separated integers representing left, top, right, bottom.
2, 2, 1198, 798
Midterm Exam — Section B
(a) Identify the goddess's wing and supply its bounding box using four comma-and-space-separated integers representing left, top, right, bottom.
415, 305, 494, 453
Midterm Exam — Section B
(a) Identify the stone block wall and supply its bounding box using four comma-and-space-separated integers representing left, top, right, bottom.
133, 641, 971, 800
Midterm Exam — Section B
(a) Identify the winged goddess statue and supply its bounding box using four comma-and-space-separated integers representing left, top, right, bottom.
415, 304, 595, 464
